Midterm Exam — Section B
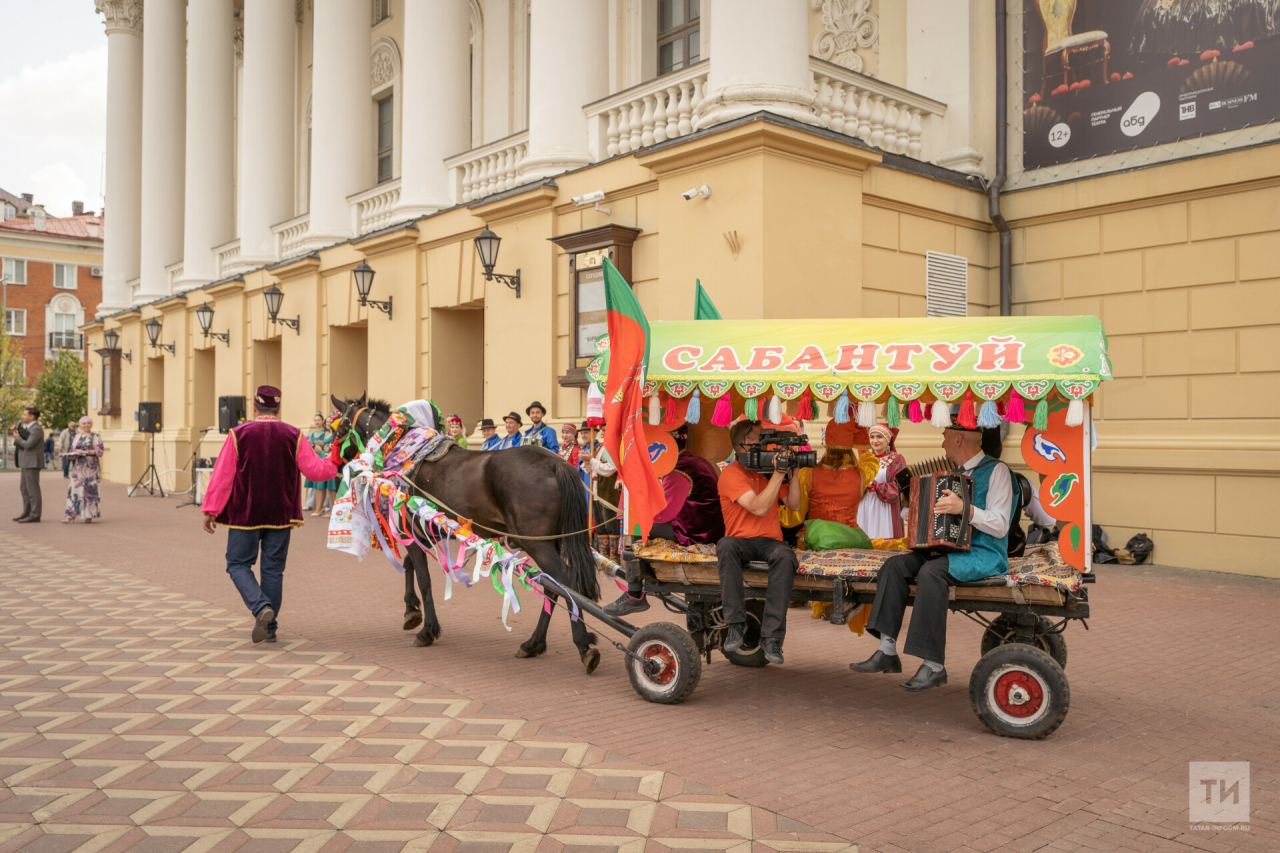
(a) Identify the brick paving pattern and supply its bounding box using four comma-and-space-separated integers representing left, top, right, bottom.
2, 477, 1277, 852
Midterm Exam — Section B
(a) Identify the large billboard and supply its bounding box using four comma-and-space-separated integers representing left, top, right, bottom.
1022, 0, 1280, 169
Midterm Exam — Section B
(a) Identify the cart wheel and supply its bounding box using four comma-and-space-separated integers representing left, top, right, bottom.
970, 645, 1070, 740
979, 614, 1068, 669
626, 622, 702, 705
722, 600, 768, 667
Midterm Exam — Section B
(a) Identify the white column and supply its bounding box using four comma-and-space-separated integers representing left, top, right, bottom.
397, 0, 471, 218
177, 0, 235, 289
136, 0, 186, 302
308, 0, 373, 244
518, 0, 607, 182
907, 0, 984, 175
95, 0, 143, 313
238, 0, 295, 264
694, 0, 816, 129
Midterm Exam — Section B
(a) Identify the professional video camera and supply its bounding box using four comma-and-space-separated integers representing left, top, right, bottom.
735, 428, 817, 475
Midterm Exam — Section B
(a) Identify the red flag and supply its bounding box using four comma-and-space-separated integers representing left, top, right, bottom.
601, 258, 666, 540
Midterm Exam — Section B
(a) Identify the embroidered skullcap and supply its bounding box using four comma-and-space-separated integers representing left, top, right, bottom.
255, 385, 282, 407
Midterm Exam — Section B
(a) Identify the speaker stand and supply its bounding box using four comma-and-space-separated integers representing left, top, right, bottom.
130, 432, 166, 497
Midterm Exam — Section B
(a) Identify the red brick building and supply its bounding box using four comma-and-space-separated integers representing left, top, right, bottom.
1, 189, 104, 386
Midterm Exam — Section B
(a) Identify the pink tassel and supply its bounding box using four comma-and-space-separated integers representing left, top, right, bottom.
711, 393, 733, 427
908, 399, 923, 423
1004, 389, 1026, 423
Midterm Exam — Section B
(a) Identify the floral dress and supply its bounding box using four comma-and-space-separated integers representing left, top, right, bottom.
304, 429, 340, 490
856, 450, 907, 540
65, 432, 104, 520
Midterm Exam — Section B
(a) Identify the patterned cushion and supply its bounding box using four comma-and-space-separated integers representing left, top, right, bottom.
795, 547, 908, 579
633, 538, 719, 564
1008, 543, 1083, 592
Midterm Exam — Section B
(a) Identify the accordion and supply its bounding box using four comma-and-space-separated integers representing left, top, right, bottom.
907, 471, 973, 552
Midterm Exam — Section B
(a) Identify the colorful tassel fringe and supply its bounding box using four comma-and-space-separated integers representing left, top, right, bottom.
958, 390, 977, 429
796, 387, 815, 420
1004, 389, 1026, 423
908, 399, 923, 423
711, 393, 733, 427
856, 400, 877, 428
1065, 398, 1084, 427
744, 395, 759, 421
978, 399, 1001, 428
648, 393, 660, 426
1033, 397, 1049, 430
887, 398, 901, 428
931, 399, 952, 428
767, 394, 782, 423
834, 390, 851, 424
685, 389, 701, 424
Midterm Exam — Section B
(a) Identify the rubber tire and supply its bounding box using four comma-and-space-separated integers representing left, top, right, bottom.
970, 644, 1070, 740
722, 599, 769, 668
979, 614, 1068, 670
626, 621, 702, 705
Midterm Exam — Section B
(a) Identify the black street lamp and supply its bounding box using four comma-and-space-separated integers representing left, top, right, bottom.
194, 303, 230, 346
103, 327, 131, 363
263, 284, 300, 334
473, 226, 521, 298
352, 261, 392, 319
144, 317, 176, 354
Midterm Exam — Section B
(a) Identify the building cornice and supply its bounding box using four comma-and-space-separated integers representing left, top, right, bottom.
468, 181, 560, 222
352, 221, 420, 256
268, 253, 322, 280
204, 276, 246, 298
0, 233, 105, 256
636, 115, 882, 176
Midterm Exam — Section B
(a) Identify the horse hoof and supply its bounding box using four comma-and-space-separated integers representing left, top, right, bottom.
411, 634, 435, 647
516, 641, 546, 659
581, 647, 601, 675
403, 612, 423, 631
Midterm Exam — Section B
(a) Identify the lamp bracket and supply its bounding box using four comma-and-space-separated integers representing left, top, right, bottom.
486, 269, 521, 299
205, 330, 230, 347
359, 294, 393, 320
273, 316, 301, 335
117, 350, 132, 364
154, 342, 176, 355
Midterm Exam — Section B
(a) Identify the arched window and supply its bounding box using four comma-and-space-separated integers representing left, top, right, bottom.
371, 37, 401, 184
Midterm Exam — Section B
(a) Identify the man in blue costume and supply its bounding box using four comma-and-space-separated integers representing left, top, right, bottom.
521, 401, 559, 451
849, 414, 1018, 691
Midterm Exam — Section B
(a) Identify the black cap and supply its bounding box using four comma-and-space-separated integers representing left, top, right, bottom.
504, 412, 523, 426
479, 418, 495, 429
526, 401, 546, 416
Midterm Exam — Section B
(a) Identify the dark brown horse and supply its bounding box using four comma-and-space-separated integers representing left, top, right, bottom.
331, 394, 603, 673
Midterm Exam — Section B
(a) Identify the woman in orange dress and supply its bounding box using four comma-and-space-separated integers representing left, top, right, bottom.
784, 420, 880, 549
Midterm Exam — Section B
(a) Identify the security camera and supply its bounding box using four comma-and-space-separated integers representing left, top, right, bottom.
681, 185, 711, 201
572, 190, 606, 206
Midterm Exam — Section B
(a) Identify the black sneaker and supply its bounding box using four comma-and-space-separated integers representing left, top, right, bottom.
265, 631, 277, 644
722, 623, 746, 653
762, 638, 784, 665
603, 591, 650, 616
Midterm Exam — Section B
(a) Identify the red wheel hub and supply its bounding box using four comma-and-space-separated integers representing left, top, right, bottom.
641, 643, 677, 684
993, 669, 1044, 717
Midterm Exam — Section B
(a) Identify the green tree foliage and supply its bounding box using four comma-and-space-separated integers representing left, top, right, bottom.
34, 350, 88, 431
0, 322, 29, 429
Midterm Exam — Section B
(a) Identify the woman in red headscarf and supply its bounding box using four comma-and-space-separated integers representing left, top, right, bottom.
856, 423, 906, 540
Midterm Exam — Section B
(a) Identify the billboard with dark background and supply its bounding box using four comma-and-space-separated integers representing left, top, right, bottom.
1022, 0, 1280, 169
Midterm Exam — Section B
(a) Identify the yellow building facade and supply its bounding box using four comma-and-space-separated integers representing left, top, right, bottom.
87, 1, 1278, 576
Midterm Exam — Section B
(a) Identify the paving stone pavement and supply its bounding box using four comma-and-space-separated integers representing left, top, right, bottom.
0, 529, 857, 853
2, 477, 1277, 853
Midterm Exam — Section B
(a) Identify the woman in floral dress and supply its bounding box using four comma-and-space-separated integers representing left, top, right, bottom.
64, 416, 104, 523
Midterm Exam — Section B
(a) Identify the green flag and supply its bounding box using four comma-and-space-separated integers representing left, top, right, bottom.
694, 280, 722, 320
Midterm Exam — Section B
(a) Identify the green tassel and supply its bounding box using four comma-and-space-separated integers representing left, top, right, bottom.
744, 395, 758, 420
1033, 396, 1049, 430
887, 397, 901, 428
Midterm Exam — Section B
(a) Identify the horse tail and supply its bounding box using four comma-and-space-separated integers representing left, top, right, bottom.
555, 463, 600, 602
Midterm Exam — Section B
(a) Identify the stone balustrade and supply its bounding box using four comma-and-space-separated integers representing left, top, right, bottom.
809, 57, 946, 162
272, 213, 311, 260
165, 261, 184, 290
585, 61, 710, 161
445, 132, 529, 204
213, 239, 242, 279
349, 179, 402, 236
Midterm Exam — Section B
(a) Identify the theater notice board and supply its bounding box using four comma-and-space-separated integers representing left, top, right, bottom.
1022, 0, 1280, 169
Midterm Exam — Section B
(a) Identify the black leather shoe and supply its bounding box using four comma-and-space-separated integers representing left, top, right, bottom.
17, 517, 39, 523
265, 631, 277, 644
252, 607, 275, 644
722, 623, 746, 653
849, 650, 903, 674
603, 591, 650, 616
900, 664, 948, 692
762, 638, 784, 665
12, 516, 28, 522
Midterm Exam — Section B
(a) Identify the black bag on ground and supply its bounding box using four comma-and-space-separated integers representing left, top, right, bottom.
1115, 533, 1153, 565
1092, 524, 1116, 564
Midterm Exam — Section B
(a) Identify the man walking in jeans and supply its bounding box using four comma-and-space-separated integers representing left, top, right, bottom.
716, 419, 803, 664
201, 386, 340, 643
11, 407, 45, 523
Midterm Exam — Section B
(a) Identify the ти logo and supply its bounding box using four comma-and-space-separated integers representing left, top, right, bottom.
1190, 762, 1249, 829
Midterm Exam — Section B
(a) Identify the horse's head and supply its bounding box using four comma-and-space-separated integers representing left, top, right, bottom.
330, 392, 393, 462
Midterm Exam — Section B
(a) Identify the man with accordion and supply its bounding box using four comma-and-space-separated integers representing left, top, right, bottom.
849, 413, 1018, 692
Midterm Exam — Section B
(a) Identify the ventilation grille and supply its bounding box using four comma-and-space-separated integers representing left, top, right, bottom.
926, 251, 968, 317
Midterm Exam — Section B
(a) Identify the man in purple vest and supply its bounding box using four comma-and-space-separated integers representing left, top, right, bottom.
202, 385, 341, 643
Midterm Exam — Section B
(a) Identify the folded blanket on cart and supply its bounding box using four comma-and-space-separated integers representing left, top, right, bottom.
634, 539, 1083, 593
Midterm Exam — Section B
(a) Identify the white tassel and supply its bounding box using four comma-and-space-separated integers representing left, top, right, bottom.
1065, 398, 1084, 427
856, 400, 877, 428
767, 394, 782, 423
648, 393, 660, 425
931, 400, 952, 429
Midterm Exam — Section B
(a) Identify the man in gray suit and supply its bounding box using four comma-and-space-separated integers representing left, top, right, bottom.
11, 406, 44, 523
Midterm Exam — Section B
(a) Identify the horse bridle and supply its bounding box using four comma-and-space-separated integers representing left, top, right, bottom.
334, 405, 370, 458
